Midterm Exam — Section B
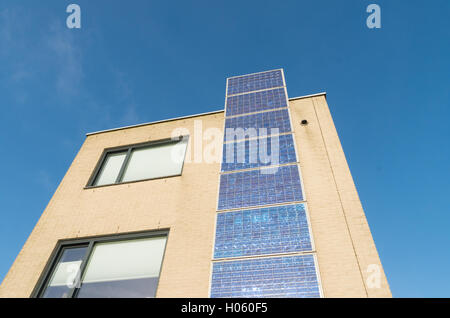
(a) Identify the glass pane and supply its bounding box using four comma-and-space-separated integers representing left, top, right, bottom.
77, 236, 167, 298
93, 152, 127, 186
40, 246, 88, 298
121, 139, 187, 182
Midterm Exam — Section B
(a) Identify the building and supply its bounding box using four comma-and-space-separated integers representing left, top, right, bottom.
0, 69, 391, 298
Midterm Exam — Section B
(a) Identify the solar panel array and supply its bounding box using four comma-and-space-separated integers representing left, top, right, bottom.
214, 204, 312, 259
224, 109, 292, 143
211, 69, 321, 298
227, 70, 284, 96
218, 165, 303, 210
211, 255, 321, 298
226, 88, 287, 116
221, 134, 297, 171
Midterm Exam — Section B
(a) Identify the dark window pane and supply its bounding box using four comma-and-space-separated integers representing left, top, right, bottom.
76, 277, 159, 298
40, 246, 88, 298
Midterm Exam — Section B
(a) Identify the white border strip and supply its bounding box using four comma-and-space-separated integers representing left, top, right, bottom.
85, 109, 224, 136
85, 93, 327, 137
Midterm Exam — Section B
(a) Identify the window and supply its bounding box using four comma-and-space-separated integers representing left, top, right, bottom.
89, 137, 188, 187
33, 231, 168, 298
38, 245, 88, 298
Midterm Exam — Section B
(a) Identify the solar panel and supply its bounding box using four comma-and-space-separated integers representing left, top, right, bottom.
227, 70, 284, 96
221, 133, 297, 172
212, 69, 321, 298
210, 255, 321, 298
224, 109, 292, 143
226, 88, 287, 117
218, 164, 303, 210
214, 204, 312, 259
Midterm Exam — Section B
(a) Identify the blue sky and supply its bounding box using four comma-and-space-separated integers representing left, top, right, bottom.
0, 0, 449, 297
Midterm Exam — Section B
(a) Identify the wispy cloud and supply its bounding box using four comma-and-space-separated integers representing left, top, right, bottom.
122, 103, 140, 124
36, 170, 55, 192
0, 9, 14, 54
10, 68, 31, 83
0, 8, 32, 106
1, 7, 84, 96
45, 22, 84, 96
1, 6, 140, 133
112, 69, 142, 125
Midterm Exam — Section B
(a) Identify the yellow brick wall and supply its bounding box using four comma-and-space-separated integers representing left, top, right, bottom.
0, 113, 223, 298
0, 96, 391, 298
290, 95, 391, 297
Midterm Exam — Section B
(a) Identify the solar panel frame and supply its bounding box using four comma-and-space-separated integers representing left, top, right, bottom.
227, 69, 284, 96
212, 69, 323, 298
210, 254, 321, 298
224, 109, 292, 143
221, 133, 297, 172
218, 164, 304, 211
225, 88, 288, 117
214, 203, 313, 258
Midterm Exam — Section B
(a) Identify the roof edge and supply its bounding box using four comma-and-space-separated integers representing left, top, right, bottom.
288, 92, 327, 101
86, 92, 327, 136
86, 109, 224, 136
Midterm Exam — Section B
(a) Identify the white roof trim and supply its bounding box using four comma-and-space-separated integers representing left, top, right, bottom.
86, 109, 224, 136
288, 92, 327, 101
86, 92, 327, 136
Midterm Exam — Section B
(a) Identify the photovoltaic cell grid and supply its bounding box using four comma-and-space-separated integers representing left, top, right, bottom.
224, 109, 292, 143
226, 88, 287, 117
213, 70, 320, 298
214, 204, 312, 259
221, 134, 297, 172
227, 70, 284, 96
210, 255, 320, 298
218, 165, 303, 210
